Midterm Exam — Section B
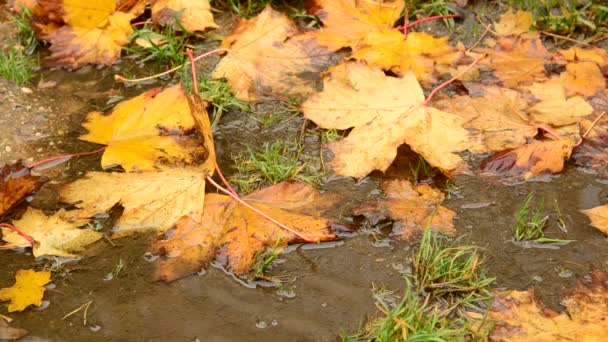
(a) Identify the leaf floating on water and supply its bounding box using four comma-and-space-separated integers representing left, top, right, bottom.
0, 269, 51, 313
581, 205, 608, 235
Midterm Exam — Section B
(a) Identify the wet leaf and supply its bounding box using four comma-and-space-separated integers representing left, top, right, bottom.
354, 180, 455, 240
151, 0, 218, 32
0, 323, 28, 340
481, 140, 573, 180
559, 47, 608, 65
0, 269, 51, 312
212, 6, 335, 102
152, 182, 341, 281
527, 79, 594, 126
489, 271, 608, 341
573, 119, 608, 179
1, 208, 100, 257
0, 163, 41, 217
59, 168, 206, 238
434, 86, 537, 154
483, 36, 551, 87
302, 62, 470, 178
560, 62, 606, 97
580, 205, 608, 235
493, 9, 533, 36
80, 84, 208, 172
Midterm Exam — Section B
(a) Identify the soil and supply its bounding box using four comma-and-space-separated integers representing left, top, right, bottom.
1, 4, 608, 342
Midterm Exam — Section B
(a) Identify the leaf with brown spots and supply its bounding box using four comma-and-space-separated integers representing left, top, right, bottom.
152, 182, 341, 281
151, 0, 218, 32
354, 180, 455, 240
0, 163, 42, 217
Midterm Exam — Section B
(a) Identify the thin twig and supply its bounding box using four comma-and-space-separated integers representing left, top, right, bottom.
27, 147, 106, 170
540, 31, 591, 46
62, 300, 93, 326
205, 176, 317, 242
423, 54, 485, 105
0, 314, 12, 323
0, 223, 35, 247
582, 111, 606, 139
467, 25, 491, 53
115, 48, 229, 83
591, 34, 608, 45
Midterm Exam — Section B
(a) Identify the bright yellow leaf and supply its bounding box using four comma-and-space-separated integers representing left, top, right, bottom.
0, 270, 51, 313
62, 0, 115, 29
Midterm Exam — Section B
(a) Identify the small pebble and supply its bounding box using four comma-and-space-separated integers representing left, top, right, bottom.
256, 321, 268, 329
5, 146, 11, 152
20, 87, 33, 94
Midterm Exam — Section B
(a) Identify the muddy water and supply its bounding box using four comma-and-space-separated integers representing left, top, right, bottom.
2, 29, 608, 342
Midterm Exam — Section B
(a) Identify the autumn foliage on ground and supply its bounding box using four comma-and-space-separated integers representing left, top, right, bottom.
1, 0, 608, 340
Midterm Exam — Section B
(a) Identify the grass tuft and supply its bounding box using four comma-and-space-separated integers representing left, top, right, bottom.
0, 47, 33, 85
514, 192, 574, 244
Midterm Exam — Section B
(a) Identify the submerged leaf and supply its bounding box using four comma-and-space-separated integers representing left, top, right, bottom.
0, 269, 51, 312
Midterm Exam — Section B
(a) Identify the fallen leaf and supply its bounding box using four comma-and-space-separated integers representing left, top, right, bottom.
308, 0, 404, 51
560, 62, 606, 97
481, 140, 573, 180
559, 47, 608, 65
302, 62, 470, 178
80, 84, 207, 172
59, 168, 206, 237
212, 6, 335, 102
489, 271, 608, 341
1, 208, 100, 257
0, 163, 41, 216
483, 36, 551, 87
0, 269, 51, 312
152, 182, 341, 281
573, 119, 608, 179
151, 0, 218, 32
354, 180, 455, 240
44, 0, 134, 68
434, 86, 537, 154
581, 205, 608, 235
493, 9, 533, 36
0, 323, 28, 340
527, 79, 594, 126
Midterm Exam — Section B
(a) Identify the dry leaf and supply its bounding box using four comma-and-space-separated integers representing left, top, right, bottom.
527, 79, 594, 126
489, 271, 608, 341
152, 182, 341, 281
560, 62, 606, 97
151, 0, 218, 32
493, 9, 533, 36
481, 140, 573, 180
1, 208, 100, 257
0, 269, 51, 312
59, 168, 206, 237
434, 86, 537, 154
0, 163, 41, 216
354, 180, 455, 240
80, 84, 207, 172
581, 205, 608, 235
302, 62, 470, 178
308, 0, 404, 51
212, 6, 334, 102
483, 36, 551, 87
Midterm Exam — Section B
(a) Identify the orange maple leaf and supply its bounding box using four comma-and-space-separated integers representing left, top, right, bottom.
0, 163, 41, 216
151, 0, 218, 32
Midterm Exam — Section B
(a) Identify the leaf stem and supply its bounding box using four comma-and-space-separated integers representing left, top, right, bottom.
27, 147, 106, 170
423, 54, 484, 105
0, 223, 35, 247
397, 14, 460, 31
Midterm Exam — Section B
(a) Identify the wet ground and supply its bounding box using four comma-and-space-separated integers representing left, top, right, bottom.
2, 5, 608, 342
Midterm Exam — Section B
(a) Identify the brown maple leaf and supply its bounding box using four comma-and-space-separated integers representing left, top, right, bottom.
573, 119, 608, 180
152, 182, 341, 282
303, 62, 471, 178
0, 163, 42, 217
354, 180, 455, 240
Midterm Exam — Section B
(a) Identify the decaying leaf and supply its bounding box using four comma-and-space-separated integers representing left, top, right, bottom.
489, 271, 608, 341
212, 6, 335, 102
581, 205, 608, 235
481, 140, 573, 180
151, 0, 218, 32
59, 168, 205, 237
434, 86, 537, 154
0, 322, 28, 340
573, 119, 608, 179
1, 208, 100, 257
0, 163, 41, 217
152, 182, 341, 281
560, 62, 606, 97
302, 62, 470, 178
527, 79, 594, 126
0, 269, 51, 312
43, 0, 135, 68
483, 36, 551, 87
80, 84, 207, 172
354, 180, 455, 240
493, 9, 533, 36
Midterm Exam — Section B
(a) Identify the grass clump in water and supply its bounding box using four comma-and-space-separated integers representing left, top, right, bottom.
514, 192, 574, 244
0, 47, 33, 85
346, 229, 494, 341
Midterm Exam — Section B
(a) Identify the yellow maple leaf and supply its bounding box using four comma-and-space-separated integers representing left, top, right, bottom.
62, 0, 115, 28
151, 0, 218, 32
59, 168, 206, 237
0, 269, 51, 312
493, 9, 533, 36
354, 180, 455, 240
302, 62, 470, 178
212, 6, 334, 102
1, 208, 100, 257
80, 84, 207, 172
559, 47, 608, 65
527, 79, 594, 126
581, 205, 608, 235
560, 61, 606, 97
